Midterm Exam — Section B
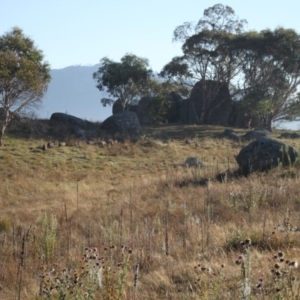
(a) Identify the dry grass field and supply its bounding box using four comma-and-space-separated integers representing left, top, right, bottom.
1, 121, 300, 299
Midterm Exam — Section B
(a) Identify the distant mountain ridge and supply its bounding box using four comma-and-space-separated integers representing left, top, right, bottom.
35, 64, 112, 121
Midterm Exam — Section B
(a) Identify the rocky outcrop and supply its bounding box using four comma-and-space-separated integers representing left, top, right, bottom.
187, 80, 232, 125
280, 132, 300, 139
101, 111, 141, 135
136, 97, 153, 125
241, 129, 271, 141
236, 137, 298, 175
49, 113, 97, 141
219, 129, 241, 142
50, 112, 87, 128
112, 92, 185, 125
167, 92, 184, 123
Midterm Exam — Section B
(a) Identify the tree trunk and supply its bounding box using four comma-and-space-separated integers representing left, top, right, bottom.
266, 117, 273, 132
0, 108, 10, 146
247, 116, 252, 129
0, 124, 6, 146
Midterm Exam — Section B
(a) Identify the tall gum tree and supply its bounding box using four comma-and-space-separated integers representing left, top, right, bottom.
235, 28, 300, 131
162, 4, 300, 130
0, 27, 51, 145
161, 4, 247, 124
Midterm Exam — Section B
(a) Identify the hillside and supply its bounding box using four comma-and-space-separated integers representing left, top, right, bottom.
36, 64, 112, 122
1, 123, 300, 299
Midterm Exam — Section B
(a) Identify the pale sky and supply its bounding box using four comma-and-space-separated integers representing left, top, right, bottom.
1, 0, 300, 72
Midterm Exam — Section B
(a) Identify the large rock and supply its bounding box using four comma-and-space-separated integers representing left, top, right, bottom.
280, 132, 300, 139
112, 100, 137, 115
50, 112, 87, 128
219, 128, 240, 142
242, 129, 271, 141
185, 157, 204, 168
236, 137, 298, 175
178, 99, 190, 124
187, 80, 232, 125
167, 92, 184, 123
136, 97, 153, 125
101, 111, 141, 134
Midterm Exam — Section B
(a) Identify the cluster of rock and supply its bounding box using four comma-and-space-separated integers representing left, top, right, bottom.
280, 132, 300, 139
50, 112, 97, 140
49, 111, 141, 139
185, 128, 299, 177
111, 80, 262, 127
218, 128, 271, 142
216, 128, 298, 175
49, 111, 299, 177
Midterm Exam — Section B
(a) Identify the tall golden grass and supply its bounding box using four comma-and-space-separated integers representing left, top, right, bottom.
1, 122, 300, 299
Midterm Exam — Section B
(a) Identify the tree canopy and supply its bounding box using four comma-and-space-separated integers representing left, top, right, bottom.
161, 3, 300, 130
0, 27, 51, 145
234, 28, 300, 130
93, 54, 153, 111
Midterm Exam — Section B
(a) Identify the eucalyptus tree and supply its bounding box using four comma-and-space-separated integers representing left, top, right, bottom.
161, 4, 247, 123
0, 27, 51, 145
235, 28, 300, 131
93, 54, 153, 111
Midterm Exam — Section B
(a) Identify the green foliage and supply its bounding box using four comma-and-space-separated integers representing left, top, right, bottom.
234, 28, 300, 129
0, 218, 9, 232
162, 4, 300, 130
162, 4, 247, 85
31, 212, 57, 263
93, 54, 152, 110
0, 27, 51, 145
148, 94, 171, 123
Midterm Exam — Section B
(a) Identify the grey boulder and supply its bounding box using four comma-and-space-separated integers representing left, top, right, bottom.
280, 132, 300, 139
242, 129, 271, 141
101, 111, 141, 135
219, 128, 240, 142
185, 157, 204, 168
50, 112, 87, 128
236, 137, 298, 175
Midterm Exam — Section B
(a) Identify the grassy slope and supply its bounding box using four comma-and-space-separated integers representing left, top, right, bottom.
1, 124, 300, 299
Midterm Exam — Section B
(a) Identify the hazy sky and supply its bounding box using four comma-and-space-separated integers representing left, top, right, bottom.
1, 0, 300, 72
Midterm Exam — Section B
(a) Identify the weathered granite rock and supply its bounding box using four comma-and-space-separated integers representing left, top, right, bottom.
50, 113, 87, 128
219, 128, 240, 142
185, 157, 204, 168
280, 132, 300, 139
167, 92, 184, 123
112, 100, 138, 115
136, 97, 153, 125
101, 111, 141, 134
236, 137, 298, 175
188, 80, 232, 125
241, 129, 271, 141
